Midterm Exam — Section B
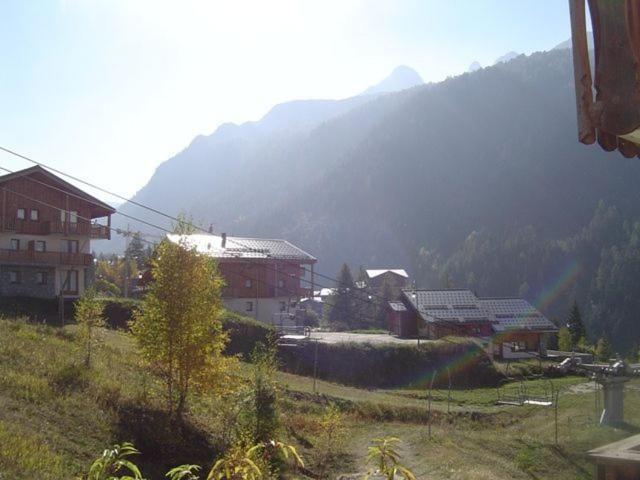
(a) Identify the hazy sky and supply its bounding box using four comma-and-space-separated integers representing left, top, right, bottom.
1, 0, 575, 200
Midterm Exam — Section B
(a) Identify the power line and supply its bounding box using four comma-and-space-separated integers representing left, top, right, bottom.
0, 183, 383, 326
0, 145, 374, 293
0, 147, 390, 309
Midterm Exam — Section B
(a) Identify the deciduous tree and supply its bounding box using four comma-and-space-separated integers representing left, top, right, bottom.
75, 287, 105, 368
131, 237, 227, 416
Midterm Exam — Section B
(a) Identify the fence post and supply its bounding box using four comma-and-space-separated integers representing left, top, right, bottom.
428, 370, 437, 439
554, 388, 560, 446
313, 339, 319, 394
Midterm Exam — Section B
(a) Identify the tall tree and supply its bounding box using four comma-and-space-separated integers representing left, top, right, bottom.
566, 301, 586, 348
557, 327, 572, 352
327, 263, 357, 330
595, 336, 613, 362
125, 232, 149, 269
131, 237, 227, 416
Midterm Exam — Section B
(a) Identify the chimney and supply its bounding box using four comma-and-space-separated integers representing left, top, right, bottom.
208, 224, 213, 234
221, 232, 227, 248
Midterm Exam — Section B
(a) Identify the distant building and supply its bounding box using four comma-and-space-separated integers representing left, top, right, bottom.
364, 268, 409, 298
479, 298, 557, 359
0, 166, 114, 299
588, 433, 640, 480
400, 289, 494, 338
389, 289, 558, 358
166, 233, 316, 324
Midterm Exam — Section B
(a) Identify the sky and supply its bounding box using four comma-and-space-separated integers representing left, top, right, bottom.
1, 0, 577, 201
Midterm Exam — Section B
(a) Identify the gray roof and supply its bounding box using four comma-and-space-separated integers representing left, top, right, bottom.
401, 289, 492, 324
366, 269, 409, 279
166, 234, 316, 262
388, 301, 407, 312
479, 298, 557, 332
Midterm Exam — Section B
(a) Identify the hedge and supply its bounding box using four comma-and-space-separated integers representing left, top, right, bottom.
220, 310, 274, 358
277, 340, 502, 389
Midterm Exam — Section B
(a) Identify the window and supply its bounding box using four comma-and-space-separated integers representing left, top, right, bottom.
62, 270, 78, 293
277, 279, 285, 289
10, 239, 19, 251
35, 241, 46, 252
9, 271, 20, 284
16, 208, 25, 220
61, 210, 78, 224
30, 209, 39, 221
62, 239, 79, 253
245, 301, 253, 312
245, 278, 252, 289
36, 272, 47, 285
279, 301, 287, 312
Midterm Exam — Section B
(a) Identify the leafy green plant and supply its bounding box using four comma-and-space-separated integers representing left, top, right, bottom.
166, 464, 201, 480
86, 442, 143, 480
364, 437, 416, 480
314, 404, 347, 478
207, 440, 304, 480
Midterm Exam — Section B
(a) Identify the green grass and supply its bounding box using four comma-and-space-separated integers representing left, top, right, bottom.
1, 317, 638, 480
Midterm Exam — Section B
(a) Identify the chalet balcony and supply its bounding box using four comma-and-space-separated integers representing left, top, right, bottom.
221, 285, 312, 299
0, 249, 93, 267
0, 218, 110, 239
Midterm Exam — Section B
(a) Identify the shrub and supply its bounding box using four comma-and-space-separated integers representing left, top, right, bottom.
50, 363, 88, 394
221, 310, 274, 358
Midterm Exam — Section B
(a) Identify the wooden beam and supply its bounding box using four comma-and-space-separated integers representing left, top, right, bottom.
569, 0, 596, 144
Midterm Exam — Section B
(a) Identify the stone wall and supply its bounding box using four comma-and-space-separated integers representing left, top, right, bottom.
0, 265, 56, 298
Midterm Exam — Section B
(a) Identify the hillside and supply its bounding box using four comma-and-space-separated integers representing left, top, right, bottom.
117, 49, 640, 348
2, 318, 638, 479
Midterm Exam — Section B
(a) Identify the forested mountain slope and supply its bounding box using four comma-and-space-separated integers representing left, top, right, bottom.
119, 50, 640, 349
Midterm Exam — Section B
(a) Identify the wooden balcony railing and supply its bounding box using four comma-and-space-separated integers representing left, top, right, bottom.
0, 218, 110, 239
0, 249, 93, 266
221, 285, 312, 299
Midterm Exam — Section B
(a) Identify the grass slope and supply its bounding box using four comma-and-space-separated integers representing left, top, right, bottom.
0, 318, 638, 479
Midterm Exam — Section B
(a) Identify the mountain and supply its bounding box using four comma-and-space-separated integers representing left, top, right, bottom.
494, 51, 519, 64
553, 33, 594, 50
361, 65, 424, 95
118, 51, 640, 350
468, 61, 482, 72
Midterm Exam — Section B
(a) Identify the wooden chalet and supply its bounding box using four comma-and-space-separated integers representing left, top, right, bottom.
0, 166, 114, 298
166, 233, 316, 324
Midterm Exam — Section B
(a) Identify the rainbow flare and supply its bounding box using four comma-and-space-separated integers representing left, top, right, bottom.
398, 259, 584, 389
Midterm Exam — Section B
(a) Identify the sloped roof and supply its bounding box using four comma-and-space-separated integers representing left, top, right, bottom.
401, 288, 491, 324
479, 298, 558, 332
366, 269, 409, 279
166, 234, 316, 262
388, 301, 407, 312
0, 165, 115, 217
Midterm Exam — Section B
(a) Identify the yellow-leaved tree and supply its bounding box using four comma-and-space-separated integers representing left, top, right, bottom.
131, 235, 228, 417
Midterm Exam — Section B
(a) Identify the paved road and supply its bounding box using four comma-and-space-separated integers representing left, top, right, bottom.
309, 331, 423, 345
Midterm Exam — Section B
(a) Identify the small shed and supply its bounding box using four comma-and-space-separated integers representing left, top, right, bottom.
387, 301, 416, 337
588, 433, 640, 480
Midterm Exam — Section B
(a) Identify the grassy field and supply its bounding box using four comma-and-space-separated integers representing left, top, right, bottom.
0, 318, 638, 479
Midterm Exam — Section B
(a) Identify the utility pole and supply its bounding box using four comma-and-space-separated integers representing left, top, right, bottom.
123, 224, 130, 298
313, 339, 319, 394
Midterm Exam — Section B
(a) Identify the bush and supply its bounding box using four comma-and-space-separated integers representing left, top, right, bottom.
98, 297, 139, 329
278, 340, 500, 389
221, 310, 274, 358
50, 363, 88, 394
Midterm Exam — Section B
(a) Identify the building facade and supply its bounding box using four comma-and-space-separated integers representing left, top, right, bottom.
364, 269, 409, 298
166, 233, 316, 324
0, 166, 114, 299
